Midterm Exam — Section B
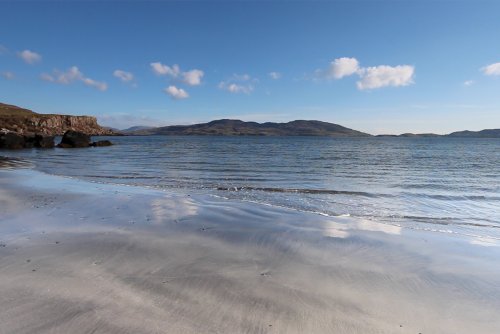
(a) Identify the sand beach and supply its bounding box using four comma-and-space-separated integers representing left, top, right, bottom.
0, 168, 499, 333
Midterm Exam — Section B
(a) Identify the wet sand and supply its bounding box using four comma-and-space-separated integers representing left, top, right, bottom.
1, 169, 499, 334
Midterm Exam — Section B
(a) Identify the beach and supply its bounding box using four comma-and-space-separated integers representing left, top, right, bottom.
1, 168, 499, 334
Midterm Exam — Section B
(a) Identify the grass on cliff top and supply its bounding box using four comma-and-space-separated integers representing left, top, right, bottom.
0, 103, 62, 118
0, 103, 37, 117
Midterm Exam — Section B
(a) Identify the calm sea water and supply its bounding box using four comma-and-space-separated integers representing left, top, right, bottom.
4, 136, 500, 238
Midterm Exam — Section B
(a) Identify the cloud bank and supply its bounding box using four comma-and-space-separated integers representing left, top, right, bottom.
218, 73, 256, 94
164, 85, 189, 99
316, 57, 415, 90
269, 72, 282, 79
356, 65, 414, 90
1, 71, 15, 80
150, 62, 204, 86
113, 70, 134, 83
41, 66, 107, 91
151, 62, 205, 100
18, 50, 42, 64
482, 62, 500, 76
321, 57, 360, 79
182, 69, 204, 86
151, 62, 181, 77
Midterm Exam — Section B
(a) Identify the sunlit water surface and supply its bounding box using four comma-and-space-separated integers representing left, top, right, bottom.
4, 136, 500, 238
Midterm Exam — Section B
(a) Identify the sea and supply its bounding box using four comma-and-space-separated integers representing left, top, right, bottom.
4, 135, 500, 239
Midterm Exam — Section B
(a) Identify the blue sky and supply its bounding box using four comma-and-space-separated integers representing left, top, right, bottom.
1, 0, 499, 134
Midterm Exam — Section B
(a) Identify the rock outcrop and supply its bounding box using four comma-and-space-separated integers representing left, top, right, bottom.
58, 131, 91, 148
0, 132, 55, 149
0, 130, 113, 149
0, 133, 25, 149
90, 140, 113, 147
34, 134, 55, 148
57, 131, 113, 148
0, 102, 116, 136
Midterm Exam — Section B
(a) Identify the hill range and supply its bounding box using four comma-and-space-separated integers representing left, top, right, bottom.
125, 119, 500, 138
1, 102, 499, 138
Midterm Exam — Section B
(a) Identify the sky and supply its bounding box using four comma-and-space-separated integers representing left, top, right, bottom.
1, 0, 499, 134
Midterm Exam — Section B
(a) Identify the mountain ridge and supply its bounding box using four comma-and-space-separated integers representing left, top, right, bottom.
129, 119, 372, 137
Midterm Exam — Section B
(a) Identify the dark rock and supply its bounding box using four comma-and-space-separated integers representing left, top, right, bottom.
23, 141, 35, 149
0, 133, 54, 149
90, 140, 113, 147
0, 133, 26, 149
58, 130, 91, 148
23, 135, 36, 148
34, 135, 55, 148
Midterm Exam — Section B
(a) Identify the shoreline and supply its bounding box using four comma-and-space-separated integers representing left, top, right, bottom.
1, 168, 500, 333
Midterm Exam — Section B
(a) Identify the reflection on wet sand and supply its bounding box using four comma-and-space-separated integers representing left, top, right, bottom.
469, 235, 500, 247
322, 217, 402, 238
151, 196, 199, 224
1, 170, 500, 334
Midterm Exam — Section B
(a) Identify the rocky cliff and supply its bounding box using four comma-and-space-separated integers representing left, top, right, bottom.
0, 103, 115, 136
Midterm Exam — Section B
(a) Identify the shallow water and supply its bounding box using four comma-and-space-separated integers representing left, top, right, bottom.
3, 136, 500, 238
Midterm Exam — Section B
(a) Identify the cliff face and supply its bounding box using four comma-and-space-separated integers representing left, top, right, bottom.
24, 115, 112, 135
0, 103, 115, 136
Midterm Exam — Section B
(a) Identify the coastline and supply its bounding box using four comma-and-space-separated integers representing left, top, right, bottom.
1, 168, 500, 333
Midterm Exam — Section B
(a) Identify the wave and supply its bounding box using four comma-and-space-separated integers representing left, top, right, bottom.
0, 156, 34, 169
216, 186, 381, 197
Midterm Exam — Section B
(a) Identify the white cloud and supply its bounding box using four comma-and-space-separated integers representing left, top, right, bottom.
113, 69, 134, 82
232, 73, 251, 81
315, 57, 415, 90
40, 66, 107, 91
219, 82, 254, 94
41, 66, 80, 84
269, 71, 282, 79
322, 57, 360, 79
18, 49, 42, 64
481, 62, 500, 76
81, 77, 108, 91
164, 85, 189, 100
182, 69, 204, 86
356, 65, 414, 90
151, 62, 204, 87
1, 71, 14, 80
151, 62, 181, 77
218, 73, 256, 94
0, 45, 7, 55
40, 73, 55, 82
463, 80, 475, 87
